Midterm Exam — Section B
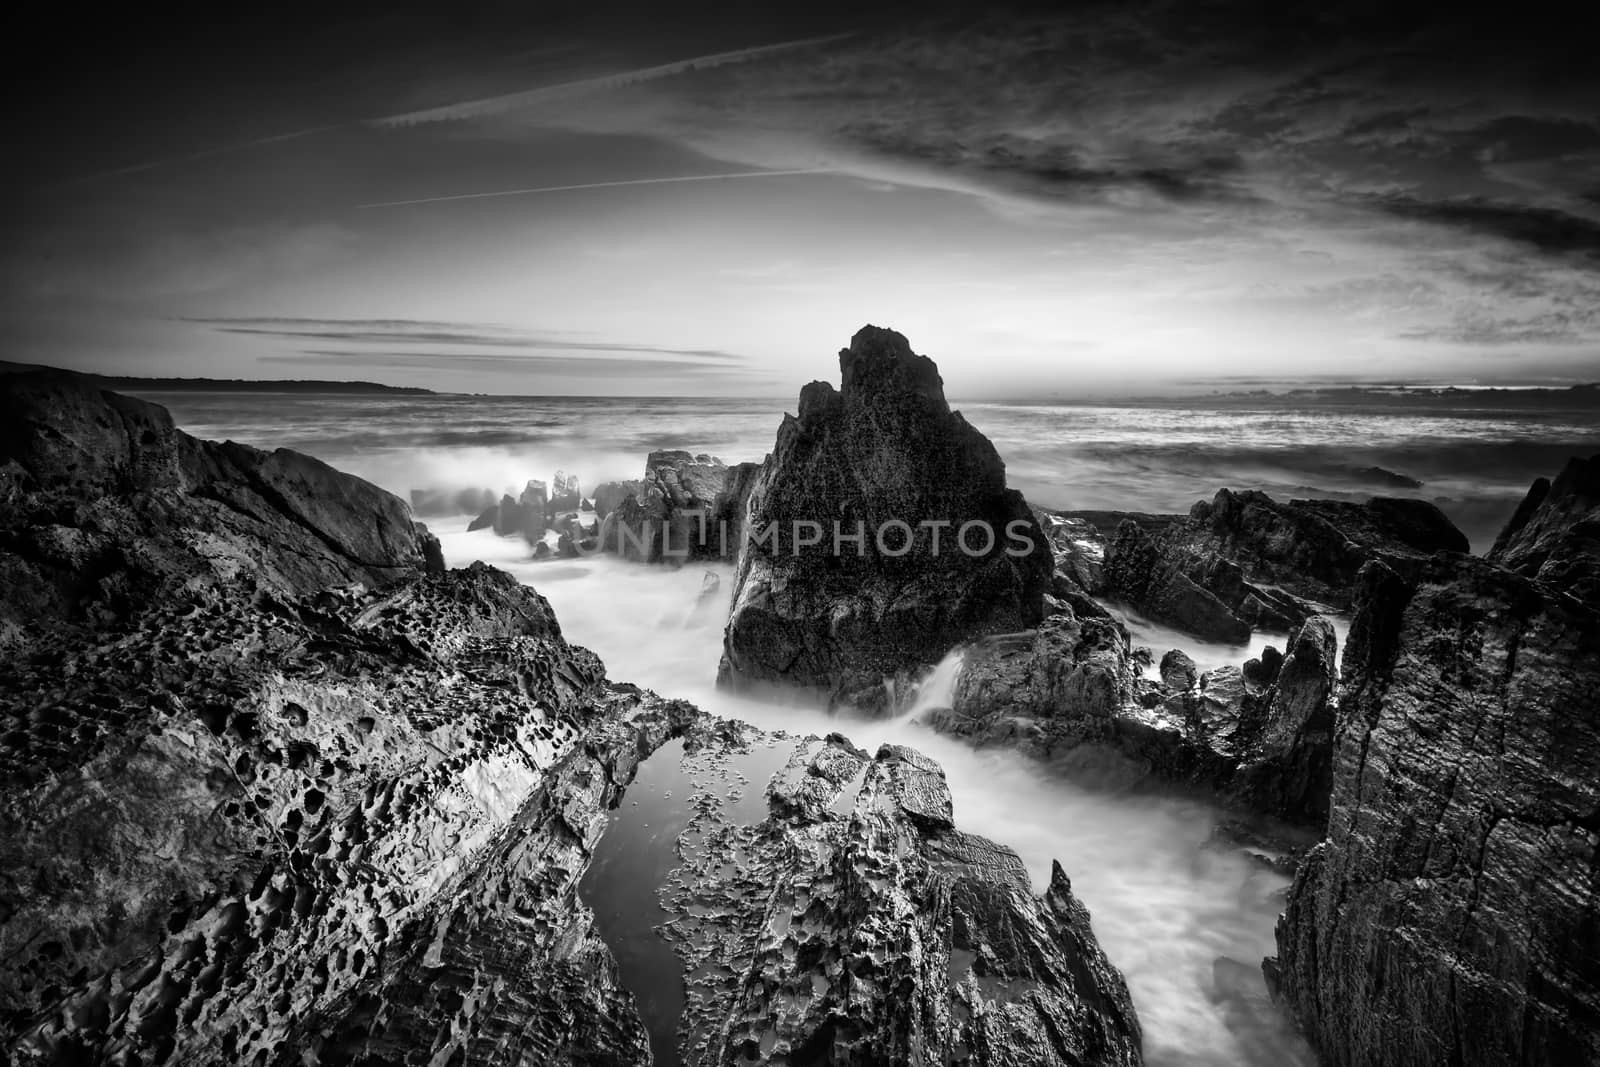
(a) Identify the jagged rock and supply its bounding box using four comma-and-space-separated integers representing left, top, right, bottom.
1230, 617, 1337, 820
1488, 452, 1600, 604
1099, 488, 1466, 642
1269, 552, 1600, 1065
1158, 648, 1198, 690
598, 451, 756, 562
719, 326, 1051, 711
659, 732, 1144, 1065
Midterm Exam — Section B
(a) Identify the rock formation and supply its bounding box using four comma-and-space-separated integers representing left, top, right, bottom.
1269, 463, 1600, 1064
0, 371, 442, 647
1096, 488, 1466, 642
655, 731, 1144, 1065
936, 600, 1338, 821
2, 372, 1144, 1066
1488, 451, 1600, 603
597, 450, 759, 563
718, 326, 1052, 710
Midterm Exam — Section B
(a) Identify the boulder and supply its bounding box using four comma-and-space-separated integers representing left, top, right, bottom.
591, 479, 639, 521
718, 326, 1052, 710
1158, 648, 1198, 690
1269, 549, 1600, 1065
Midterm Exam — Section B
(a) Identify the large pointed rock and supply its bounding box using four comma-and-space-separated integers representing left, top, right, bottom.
717, 326, 1051, 710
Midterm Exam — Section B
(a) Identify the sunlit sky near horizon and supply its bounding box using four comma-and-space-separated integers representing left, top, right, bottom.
5, 3, 1600, 398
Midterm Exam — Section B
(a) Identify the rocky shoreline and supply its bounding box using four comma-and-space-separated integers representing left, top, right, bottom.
5, 327, 1599, 1066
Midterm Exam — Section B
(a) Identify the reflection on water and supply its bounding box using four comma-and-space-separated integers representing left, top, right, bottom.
442, 529, 1315, 1067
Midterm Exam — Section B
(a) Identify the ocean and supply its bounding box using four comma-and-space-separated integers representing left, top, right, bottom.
138, 388, 1600, 1067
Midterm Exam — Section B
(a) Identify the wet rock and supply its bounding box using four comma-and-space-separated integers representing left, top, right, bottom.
1488, 452, 1600, 605
1230, 618, 1337, 820
661, 731, 1144, 1066
719, 326, 1051, 711
1270, 549, 1600, 1065
1099, 487, 1466, 641
1158, 648, 1197, 690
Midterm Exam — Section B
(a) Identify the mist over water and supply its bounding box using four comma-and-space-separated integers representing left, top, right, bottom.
438, 531, 1313, 1067
144, 389, 1598, 1066
143, 390, 1600, 552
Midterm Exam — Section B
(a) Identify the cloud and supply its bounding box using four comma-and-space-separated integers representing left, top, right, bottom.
185, 317, 750, 364
1371, 196, 1600, 258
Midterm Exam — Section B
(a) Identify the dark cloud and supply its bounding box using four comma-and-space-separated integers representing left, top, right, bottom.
1373, 197, 1600, 258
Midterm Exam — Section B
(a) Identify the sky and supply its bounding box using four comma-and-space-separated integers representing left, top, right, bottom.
5, 1, 1600, 398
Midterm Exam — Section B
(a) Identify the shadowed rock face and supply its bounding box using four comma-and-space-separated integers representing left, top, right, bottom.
1097, 488, 1467, 643
1489, 452, 1600, 604
0, 371, 442, 646
1269, 552, 1600, 1066
718, 326, 1051, 710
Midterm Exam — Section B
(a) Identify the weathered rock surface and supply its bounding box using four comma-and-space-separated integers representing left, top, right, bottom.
0, 371, 442, 647
936, 600, 1338, 821
2, 373, 1143, 1066
656, 730, 1144, 1066
1488, 451, 1600, 604
1098, 488, 1466, 642
718, 326, 1051, 710
598, 449, 758, 563
1269, 549, 1600, 1065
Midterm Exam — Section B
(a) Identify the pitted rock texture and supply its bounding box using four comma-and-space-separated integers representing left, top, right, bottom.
655, 730, 1144, 1066
718, 326, 1051, 711
1097, 488, 1466, 642
1269, 553, 1600, 1066
1488, 452, 1600, 605
935, 602, 1338, 821
597, 450, 759, 563
0, 556, 699, 1065
0, 371, 442, 648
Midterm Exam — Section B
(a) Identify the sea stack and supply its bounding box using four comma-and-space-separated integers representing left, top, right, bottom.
717, 325, 1051, 710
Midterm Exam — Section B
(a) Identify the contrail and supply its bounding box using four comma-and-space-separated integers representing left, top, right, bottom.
358, 168, 835, 208
369, 32, 855, 128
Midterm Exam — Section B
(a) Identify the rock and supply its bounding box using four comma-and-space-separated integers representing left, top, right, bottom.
467, 503, 497, 531
549, 470, 580, 513
1099, 488, 1467, 642
591, 479, 639, 520
0, 371, 440, 645
941, 599, 1337, 821
1158, 648, 1198, 690
1229, 617, 1337, 820
1270, 550, 1600, 1065
598, 452, 756, 562
1488, 452, 1600, 604
718, 326, 1051, 711
660, 730, 1144, 1066
1351, 465, 1423, 489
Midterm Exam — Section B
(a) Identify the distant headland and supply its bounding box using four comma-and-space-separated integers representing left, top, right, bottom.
0, 360, 434, 395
